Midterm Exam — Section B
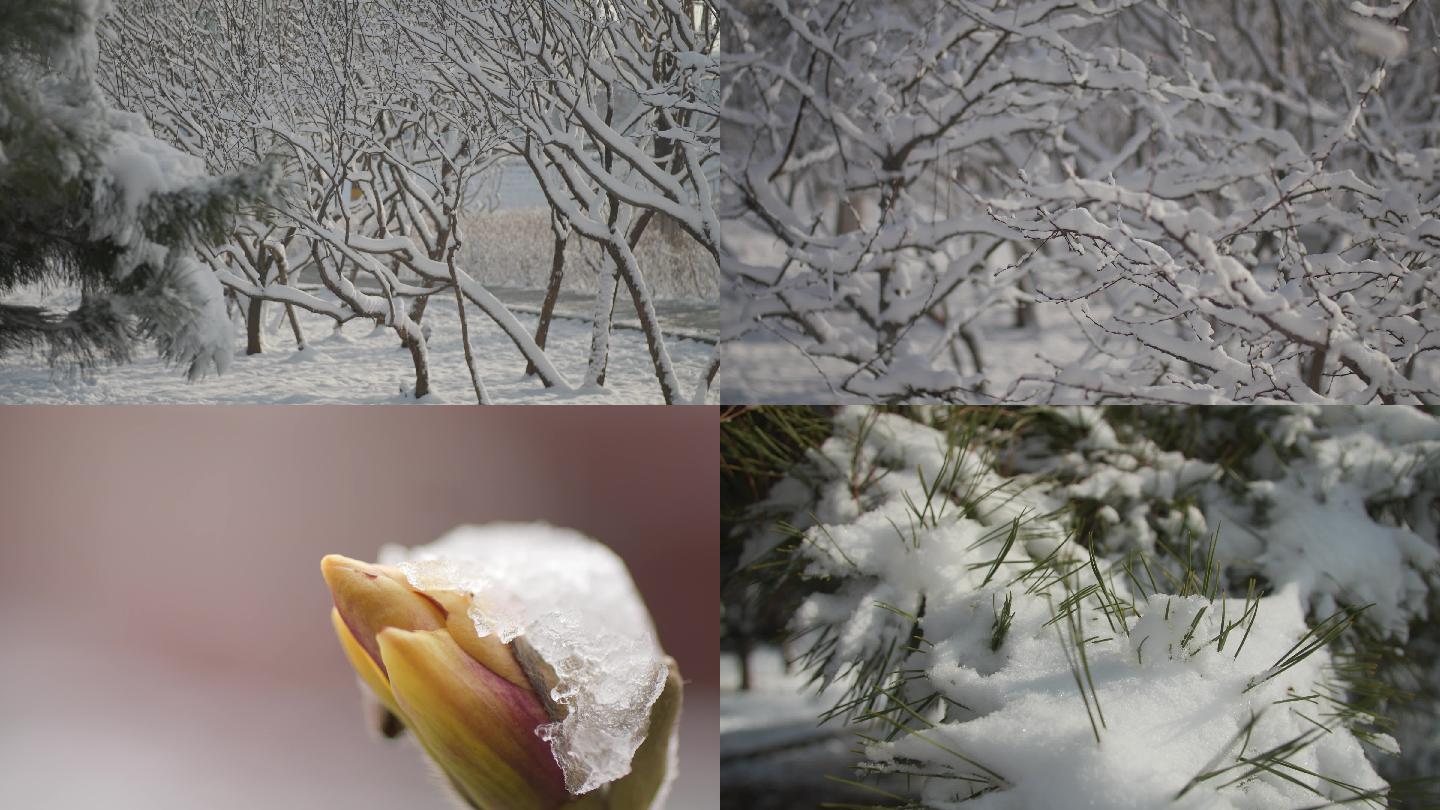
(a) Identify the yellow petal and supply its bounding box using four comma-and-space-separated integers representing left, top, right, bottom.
330, 608, 401, 719
321, 554, 445, 674
414, 587, 532, 693
378, 627, 568, 810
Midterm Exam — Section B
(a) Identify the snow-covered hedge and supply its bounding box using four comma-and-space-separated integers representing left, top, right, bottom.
736, 406, 1440, 807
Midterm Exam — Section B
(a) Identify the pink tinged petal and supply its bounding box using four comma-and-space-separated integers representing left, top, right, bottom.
378, 628, 569, 810
321, 554, 445, 674
329, 607, 402, 719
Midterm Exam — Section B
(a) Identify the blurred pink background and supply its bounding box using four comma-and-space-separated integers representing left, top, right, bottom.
0, 406, 718, 809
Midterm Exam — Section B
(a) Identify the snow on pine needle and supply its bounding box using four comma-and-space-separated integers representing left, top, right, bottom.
732, 407, 1440, 809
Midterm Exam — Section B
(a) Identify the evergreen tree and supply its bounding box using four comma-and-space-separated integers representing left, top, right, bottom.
0, 0, 273, 378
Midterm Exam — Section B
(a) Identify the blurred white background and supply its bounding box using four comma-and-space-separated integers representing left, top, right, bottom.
0, 407, 718, 809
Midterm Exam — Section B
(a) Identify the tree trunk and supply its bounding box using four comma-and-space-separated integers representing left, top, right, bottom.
270, 244, 306, 350
737, 634, 753, 692
408, 291, 431, 327
1303, 346, 1327, 394
1014, 277, 1034, 329
527, 230, 567, 376
685, 350, 721, 403
245, 246, 274, 355
608, 240, 680, 404
595, 211, 659, 388
284, 303, 305, 349
406, 291, 433, 399
959, 327, 985, 377
594, 273, 621, 387
408, 336, 430, 399
245, 295, 264, 355
450, 249, 489, 405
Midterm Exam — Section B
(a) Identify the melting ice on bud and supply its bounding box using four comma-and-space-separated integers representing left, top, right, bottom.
324, 523, 679, 810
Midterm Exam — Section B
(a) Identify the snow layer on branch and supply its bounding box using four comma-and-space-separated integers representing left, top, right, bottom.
89, 109, 236, 376
1250, 478, 1434, 635
722, 0, 1440, 403
94, 110, 208, 240
1345, 14, 1407, 59
1038, 406, 1440, 639
381, 524, 667, 796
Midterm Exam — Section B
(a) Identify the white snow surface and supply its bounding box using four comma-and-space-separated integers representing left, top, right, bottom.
1246, 478, 1437, 638
0, 284, 717, 404
722, 287, 1109, 405
380, 524, 668, 797
94, 110, 208, 244
889, 584, 1382, 810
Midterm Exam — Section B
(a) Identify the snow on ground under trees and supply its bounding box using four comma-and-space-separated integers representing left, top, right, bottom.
0, 284, 716, 404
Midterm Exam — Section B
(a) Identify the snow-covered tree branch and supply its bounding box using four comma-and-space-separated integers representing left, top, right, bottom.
722, 0, 1440, 404
397, 0, 721, 402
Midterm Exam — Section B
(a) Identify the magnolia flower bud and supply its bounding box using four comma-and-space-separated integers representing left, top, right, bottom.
322, 525, 680, 810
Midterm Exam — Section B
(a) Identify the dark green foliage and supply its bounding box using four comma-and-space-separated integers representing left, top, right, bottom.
0, 0, 271, 376
0, 0, 82, 58
722, 407, 834, 507
721, 406, 836, 623
989, 592, 1013, 652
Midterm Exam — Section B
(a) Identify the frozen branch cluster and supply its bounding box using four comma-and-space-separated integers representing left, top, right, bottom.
723, 0, 1440, 403
740, 406, 1440, 807
101, 0, 718, 401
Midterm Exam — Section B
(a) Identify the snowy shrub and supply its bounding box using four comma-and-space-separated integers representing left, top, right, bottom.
721, 0, 1440, 403
732, 406, 1440, 807
0, 0, 273, 377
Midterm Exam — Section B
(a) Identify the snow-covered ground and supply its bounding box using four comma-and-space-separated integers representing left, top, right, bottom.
0, 286, 717, 404
722, 284, 1432, 404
